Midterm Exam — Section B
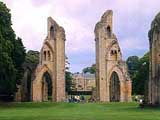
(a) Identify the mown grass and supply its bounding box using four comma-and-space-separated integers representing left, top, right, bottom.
0, 102, 160, 120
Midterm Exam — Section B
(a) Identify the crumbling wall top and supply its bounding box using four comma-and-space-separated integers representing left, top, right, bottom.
101, 10, 113, 23
148, 12, 160, 42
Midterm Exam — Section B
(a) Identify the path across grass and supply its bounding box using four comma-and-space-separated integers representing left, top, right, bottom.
0, 102, 160, 120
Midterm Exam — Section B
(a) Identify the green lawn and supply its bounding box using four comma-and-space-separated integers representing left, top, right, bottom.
0, 102, 160, 120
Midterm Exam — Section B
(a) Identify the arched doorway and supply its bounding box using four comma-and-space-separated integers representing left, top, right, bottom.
26, 68, 32, 101
109, 71, 120, 102
22, 68, 32, 102
41, 71, 52, 101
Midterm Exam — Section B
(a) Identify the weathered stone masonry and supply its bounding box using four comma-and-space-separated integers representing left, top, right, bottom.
32, 17, 66, 102
95, 10, 132, 102
148, 12, 160, 105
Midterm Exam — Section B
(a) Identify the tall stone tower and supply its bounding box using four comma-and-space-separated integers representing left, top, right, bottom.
148, 12, 160, 105
32, 17, 66, 102
95, 10, 131, 102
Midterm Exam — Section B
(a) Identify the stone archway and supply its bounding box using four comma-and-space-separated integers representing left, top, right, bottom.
23, 68, 32, 101
32, 65, 53, 102
41, 71, 52, 101
108, 66, 127, 102
109, 71, 120, 102
20, 65, 35, 102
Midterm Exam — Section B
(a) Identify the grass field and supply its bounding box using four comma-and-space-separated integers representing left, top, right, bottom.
0, 102, 160, 120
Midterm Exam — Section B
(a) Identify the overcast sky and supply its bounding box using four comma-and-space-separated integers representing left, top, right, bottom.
2, 0, 160, 72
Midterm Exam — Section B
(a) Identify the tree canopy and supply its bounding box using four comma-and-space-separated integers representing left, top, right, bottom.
0, 2, 25, 100
126, 53, 149, 95
25, 50, 39, 64
65, 56, 73, 92
82, 64, 96, 74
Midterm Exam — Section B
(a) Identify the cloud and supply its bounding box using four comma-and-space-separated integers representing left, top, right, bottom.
4, 0, 52, 51
119, 37, 148, 50
3, 0, 160, 72
30, 0, 51, 7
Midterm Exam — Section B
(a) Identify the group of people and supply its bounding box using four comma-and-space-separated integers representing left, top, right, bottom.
67, 95, 97, 103
68, 95, 85, 103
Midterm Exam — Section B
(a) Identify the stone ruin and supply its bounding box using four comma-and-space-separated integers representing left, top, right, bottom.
16, 10, 132, 103
147, 12, 160, 106
95, 10, 132, 102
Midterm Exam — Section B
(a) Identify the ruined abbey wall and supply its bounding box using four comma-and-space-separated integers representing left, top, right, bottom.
32, 17, 66, 102
148, 12, 160, 105
95, 10, 132, 102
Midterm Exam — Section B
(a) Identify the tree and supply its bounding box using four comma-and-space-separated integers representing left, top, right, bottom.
12, 37, 26, 84
25, 50, 39, 64
82, 64, 96, 74
65, 71, 73, 92
133, 52, 149, 95
0, 2, 26, 100
0, 32, 17, 96
126, 53, 149, 95
65, 56, 73, 92
126, 56, 139, 79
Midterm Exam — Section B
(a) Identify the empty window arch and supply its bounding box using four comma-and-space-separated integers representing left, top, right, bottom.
44, 51, 46, 61
106, 26, 111, 38
50, 26, 54, 38
110, 50, 117, 60
48, 51, 51, 61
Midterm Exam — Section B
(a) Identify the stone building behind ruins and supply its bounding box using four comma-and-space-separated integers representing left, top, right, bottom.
72, 73, 96, 91
95, 10, 132, 102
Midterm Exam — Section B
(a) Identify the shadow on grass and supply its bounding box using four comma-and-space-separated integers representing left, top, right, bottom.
0, 102, 60, 109
0, 102, 160, 111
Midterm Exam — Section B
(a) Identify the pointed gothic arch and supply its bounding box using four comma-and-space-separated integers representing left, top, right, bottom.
106, 26, 111, 38
21, 67, 32, 102
50, 25, 54, 38
41, 71, 52, 101
109, 71, 120, 102
33, 65, 54, 102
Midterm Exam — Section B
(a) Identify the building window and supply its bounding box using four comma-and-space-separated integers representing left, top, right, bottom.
110, 50, 117, 60
48, 51, 51, 61
44, 51, 46, 61
106, 26, 111, 38
50, 26, 54, 38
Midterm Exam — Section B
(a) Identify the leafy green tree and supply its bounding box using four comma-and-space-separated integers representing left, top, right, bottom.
82, 64, 96, 74
13, 37, 26, 84
25, 50, 39, 64
0, 2, 25, 100
65, 56, 73, 92
126, 53, 149, 95
65, 71, 73, 92
126, 56, 139, 76
133, 53, 149, 95
0, 32, 17, 95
